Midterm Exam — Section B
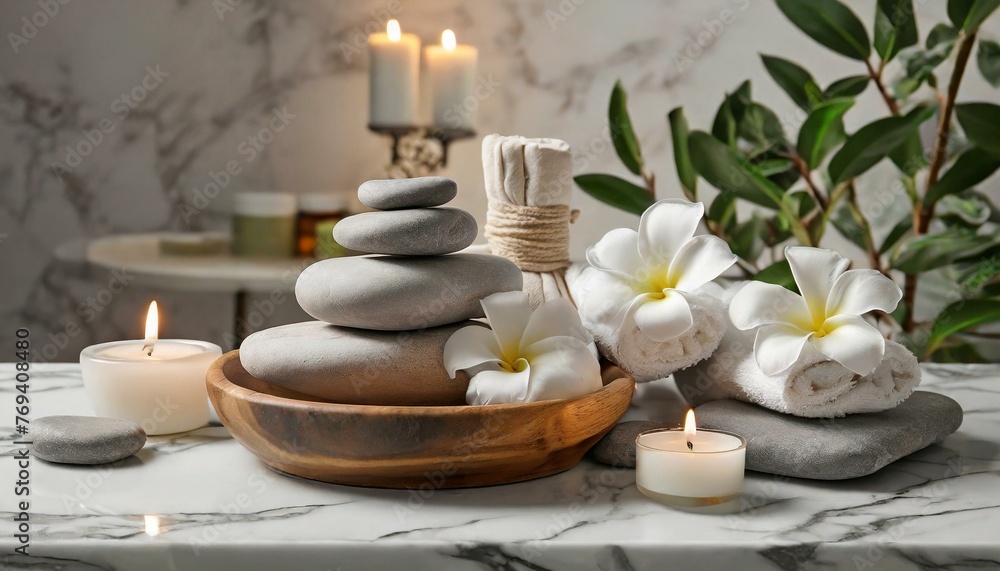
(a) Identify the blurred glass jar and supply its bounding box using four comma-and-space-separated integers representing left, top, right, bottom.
297, 193, 349, 258
232, 192, 297, 258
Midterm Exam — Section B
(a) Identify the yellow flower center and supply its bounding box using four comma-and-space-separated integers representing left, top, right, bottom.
499, 358, 529, 373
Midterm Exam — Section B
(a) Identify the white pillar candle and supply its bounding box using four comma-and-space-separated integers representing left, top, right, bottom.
368, 19, 420, 127
80, 302, 222, 435
426, 29, 478, 130
635, 410, 746, 507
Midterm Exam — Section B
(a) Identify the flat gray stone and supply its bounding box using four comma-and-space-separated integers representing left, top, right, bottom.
590, 420, 669, 468
695, 392, 963, 480
296, 253, 523, 330
32, 416, 145, 465
241, 320, 481, 405
358, 177, 457, 210
333, 208, 477, 256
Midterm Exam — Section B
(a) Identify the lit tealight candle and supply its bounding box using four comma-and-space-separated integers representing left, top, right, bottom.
425, 29, 478, 130
368, 19, 420, 127
635, 409, 746, 507
80, 302, 222, 435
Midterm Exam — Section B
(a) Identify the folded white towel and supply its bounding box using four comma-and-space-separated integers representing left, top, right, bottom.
673, 324, 921, 418
568, 264, 728, 382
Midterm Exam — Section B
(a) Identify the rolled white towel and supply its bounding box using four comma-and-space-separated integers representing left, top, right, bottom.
673, 324, 921, 418
568, 264, 727, 382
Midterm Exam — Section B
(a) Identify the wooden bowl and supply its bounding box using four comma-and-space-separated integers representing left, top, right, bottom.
207, 350, 634, 489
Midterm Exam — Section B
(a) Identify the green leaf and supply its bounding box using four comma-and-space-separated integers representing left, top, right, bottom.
776, 0, 872, 60
754, 259, 799, 293
687, 131, 785, 209
977, 40, 1000, 87
823, 75, 870, 98
888, 131, 927, 175
956, 103, 1000, 155
761, 55, 819, 110
892, 227, 1000, 273
738, 102, 788, 150
926, 297, 1000, 356
830, 202, 869, 250
879, 216, 913, 254
874, 0, 918, 62
707, 192, 738, 232
927, 147, 1000, 203
828, 105, 936, 184
711, 82, 752, 146
730, 214, 767, 262
929, 341, 989, 364
947, 0, 1000, 32
609, 80, 644, 176
574, 174, 654, 216
938, 192, 993, 226
895, 38, 957, 98
668, 107, 697, 200
926, 23, 958, 49
756, 158, 795, 177
797, 99, 854, 168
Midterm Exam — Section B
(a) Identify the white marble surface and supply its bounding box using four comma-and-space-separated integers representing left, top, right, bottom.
1, 363, 998, 570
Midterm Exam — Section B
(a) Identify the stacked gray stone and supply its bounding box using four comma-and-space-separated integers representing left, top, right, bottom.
240, 177, 523, 405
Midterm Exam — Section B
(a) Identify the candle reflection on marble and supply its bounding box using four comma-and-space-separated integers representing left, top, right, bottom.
635, 409, 746, 507
80, 302, 221, 435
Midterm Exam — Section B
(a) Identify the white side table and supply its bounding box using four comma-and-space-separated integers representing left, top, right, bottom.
85, 233, 312, 346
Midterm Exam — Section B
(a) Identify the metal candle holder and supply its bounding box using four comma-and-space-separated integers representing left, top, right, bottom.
368, 124, 475, 172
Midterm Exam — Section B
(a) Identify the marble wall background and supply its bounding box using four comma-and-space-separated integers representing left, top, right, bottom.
1, 0, 998, 361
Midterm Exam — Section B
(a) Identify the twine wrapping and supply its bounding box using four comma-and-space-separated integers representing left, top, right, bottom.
485, 202, 576, 272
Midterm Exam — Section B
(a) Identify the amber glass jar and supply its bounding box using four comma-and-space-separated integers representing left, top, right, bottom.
297, 193, 349, 257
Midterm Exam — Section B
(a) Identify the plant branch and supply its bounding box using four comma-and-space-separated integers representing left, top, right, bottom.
641, 169, 656, 198
866, 59, 900, 116
846, 182, 885, 275
921, 30, 976, 226
901, 30, 977, 332
790, 153, 829, 211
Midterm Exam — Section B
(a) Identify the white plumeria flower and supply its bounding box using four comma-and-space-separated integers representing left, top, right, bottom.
443, 291, 603, 405
730, 246, 902, 377
585, 199, 737, 341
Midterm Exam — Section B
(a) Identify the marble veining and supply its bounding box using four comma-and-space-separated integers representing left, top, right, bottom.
1, 364, 998, 570
4, 1, 996, 361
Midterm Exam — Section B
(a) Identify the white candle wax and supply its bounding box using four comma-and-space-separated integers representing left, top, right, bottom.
368, 20, 420, 127
426, 30, 478, 130
80, 340, 222, 435
635, 428, 746, 507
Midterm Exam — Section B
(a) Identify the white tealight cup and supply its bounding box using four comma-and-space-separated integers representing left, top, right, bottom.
81, 340, 222, 435
635, 427, 747, 507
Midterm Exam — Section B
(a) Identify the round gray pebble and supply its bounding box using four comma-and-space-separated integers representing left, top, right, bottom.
358, 177, 457, 210
333, 208, 478, 256
590, 420, 669, 468
31, 415, 146, 465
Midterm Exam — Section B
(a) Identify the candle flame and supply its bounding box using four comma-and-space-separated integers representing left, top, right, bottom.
144, 515, 160, 536
442, 29, 456, 51
143, 301, 158, 356
684, 409, 696, 450
387, 19, 401, 42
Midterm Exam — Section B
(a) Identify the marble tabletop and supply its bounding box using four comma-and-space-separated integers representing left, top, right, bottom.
2, 363, 998, 571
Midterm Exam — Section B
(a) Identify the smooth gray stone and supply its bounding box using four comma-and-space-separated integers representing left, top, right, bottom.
590, 420, 669, 468
295, 253, 523, 330
241, 320, 481, 405
32, 416, 146, 465
358, 177, 457, 210
333, 208, 477, 256
695, 392, 963, 480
